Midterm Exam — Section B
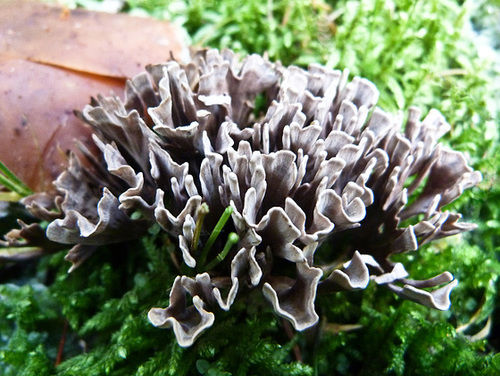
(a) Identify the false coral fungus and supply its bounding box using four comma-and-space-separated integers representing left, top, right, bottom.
1, 49, 481, 347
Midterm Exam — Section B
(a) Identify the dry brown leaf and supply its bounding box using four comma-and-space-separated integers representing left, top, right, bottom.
0, 0, 187, 192
0, 0, 187, 78
0, 58, 124, 191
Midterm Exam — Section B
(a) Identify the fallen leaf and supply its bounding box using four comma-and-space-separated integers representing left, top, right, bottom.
0, 58, 123, 191
0, 0, 187, 192
0, 0, 187, 78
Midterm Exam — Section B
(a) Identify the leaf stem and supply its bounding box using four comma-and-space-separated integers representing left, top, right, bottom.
204, 232, 239, 271
198, 205, 233, 268
192, 203, 210, 251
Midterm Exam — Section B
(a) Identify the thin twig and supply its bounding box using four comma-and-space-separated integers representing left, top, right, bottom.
55, 320, 69, 366
282, 319, 302, 362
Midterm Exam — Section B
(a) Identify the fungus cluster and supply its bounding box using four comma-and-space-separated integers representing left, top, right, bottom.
2, 49, 481, 346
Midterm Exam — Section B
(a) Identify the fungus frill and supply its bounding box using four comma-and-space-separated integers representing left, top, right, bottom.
2, 49, 481, 347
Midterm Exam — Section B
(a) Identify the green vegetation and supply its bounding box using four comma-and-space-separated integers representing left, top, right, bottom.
0, 162, 32, 201
2, 0, 500, 374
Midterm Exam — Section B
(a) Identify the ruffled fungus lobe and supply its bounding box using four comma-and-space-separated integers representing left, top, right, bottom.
2, 49, 481, 347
